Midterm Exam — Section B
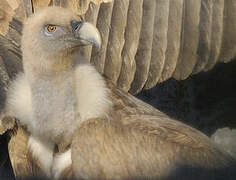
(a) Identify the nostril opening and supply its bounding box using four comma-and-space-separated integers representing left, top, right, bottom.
71, 20, 83, 31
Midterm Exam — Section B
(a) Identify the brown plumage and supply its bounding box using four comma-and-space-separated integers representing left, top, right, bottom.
1, 5, 235, 180
7, 81, 235, 180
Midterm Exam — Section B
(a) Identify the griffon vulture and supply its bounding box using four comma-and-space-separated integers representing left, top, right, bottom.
4, 6, 235, 180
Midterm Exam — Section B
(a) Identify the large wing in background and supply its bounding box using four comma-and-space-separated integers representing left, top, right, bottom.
0, 0, 236, 94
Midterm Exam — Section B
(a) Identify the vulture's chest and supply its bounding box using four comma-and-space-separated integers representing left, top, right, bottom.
31, 74, 78, 142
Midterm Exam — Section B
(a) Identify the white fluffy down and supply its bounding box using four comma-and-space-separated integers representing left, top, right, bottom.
75, 63, 112, 121
52, 149, 72, 179
5, 73, 33, 126
28, 135, 54, 177
6, 63, 112, 130
29, 136, 72, 179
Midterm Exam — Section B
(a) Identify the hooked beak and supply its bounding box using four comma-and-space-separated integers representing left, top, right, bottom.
71, 20, 101, 49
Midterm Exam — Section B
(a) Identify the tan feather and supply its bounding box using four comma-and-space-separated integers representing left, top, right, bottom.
8, 125, 33, 178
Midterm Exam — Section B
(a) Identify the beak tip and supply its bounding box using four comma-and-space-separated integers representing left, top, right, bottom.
72, 21, 102, 49
94, 36, 102, 49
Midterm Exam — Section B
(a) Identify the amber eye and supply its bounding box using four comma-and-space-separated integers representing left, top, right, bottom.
47, 25, 57, 32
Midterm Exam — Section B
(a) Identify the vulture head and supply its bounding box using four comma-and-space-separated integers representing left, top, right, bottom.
21, 6, 101, 74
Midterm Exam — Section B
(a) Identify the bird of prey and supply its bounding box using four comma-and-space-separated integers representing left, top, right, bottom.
4, 6, 235, 180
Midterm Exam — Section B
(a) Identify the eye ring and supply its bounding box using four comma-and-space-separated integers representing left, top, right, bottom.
47, 25, 57, 32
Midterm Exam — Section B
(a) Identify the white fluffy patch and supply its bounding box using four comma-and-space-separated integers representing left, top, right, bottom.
5, 73, 33, 126
75, 63, 112, 121
6, 64, 112, 128
52, 149, 72, 179
28, 135, 54, 177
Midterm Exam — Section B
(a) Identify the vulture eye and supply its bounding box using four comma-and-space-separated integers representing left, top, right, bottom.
44, 24, 65, 38
47, 25, 57, 32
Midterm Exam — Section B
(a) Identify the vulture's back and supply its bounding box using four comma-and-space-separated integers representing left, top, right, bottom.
71, 115, 235, 180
